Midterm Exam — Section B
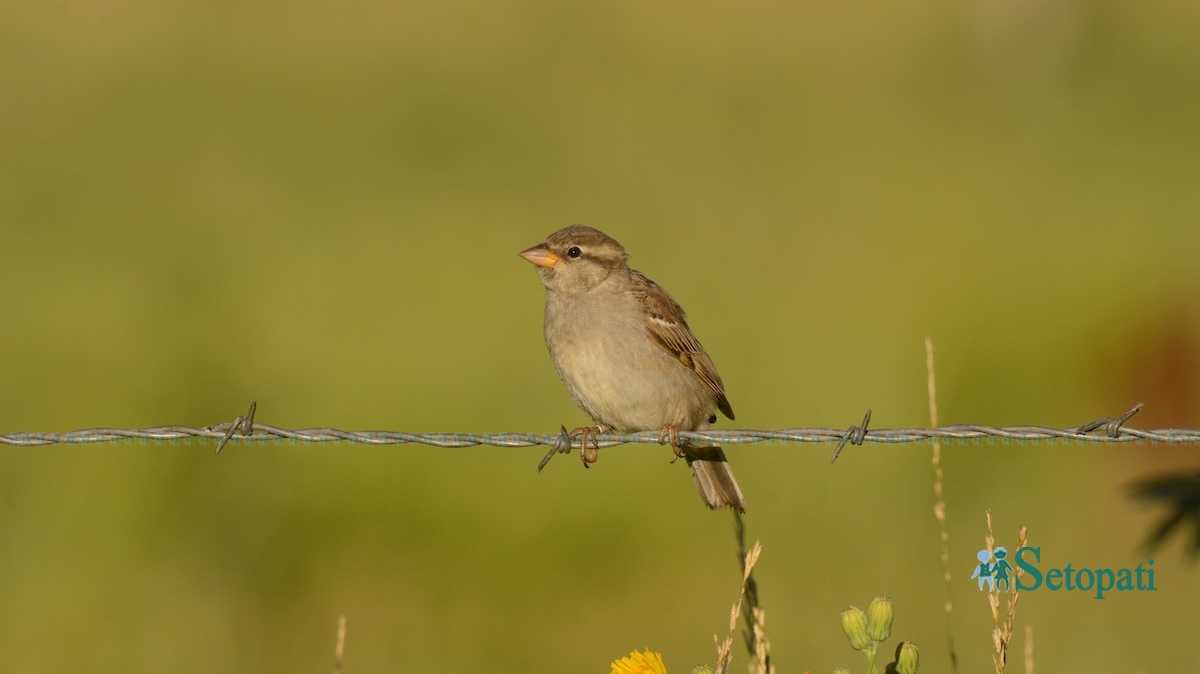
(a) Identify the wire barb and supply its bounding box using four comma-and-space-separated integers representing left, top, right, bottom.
212, 400, 257, 455
830, 409, 872, 463
1076, 402, 1144, 438
537, 426, 573, 472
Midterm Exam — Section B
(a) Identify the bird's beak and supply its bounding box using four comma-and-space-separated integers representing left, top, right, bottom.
519, 244, 561, 268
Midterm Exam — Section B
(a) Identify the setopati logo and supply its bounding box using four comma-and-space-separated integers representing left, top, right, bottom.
972, 546, 1156, 600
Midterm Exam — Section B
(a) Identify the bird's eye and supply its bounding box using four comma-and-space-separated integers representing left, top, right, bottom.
566, 246, 582, 258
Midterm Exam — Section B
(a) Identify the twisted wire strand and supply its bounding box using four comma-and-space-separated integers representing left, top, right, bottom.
5, 424, 1198, 447
2, 403, 1196, 453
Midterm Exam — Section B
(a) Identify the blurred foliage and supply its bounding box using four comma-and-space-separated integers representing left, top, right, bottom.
1, 1, 1198, 672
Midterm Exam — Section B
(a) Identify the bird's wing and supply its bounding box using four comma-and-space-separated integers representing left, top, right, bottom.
631, 270, 735, 420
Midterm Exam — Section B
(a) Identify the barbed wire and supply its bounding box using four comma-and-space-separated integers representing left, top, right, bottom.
2, 402, 1197, 467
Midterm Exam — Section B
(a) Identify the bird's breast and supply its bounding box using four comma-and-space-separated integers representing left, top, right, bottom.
544, 292, 714, 431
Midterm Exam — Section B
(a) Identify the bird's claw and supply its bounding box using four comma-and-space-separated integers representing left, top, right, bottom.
658, 425, 684, 463
569, 426, 602, 468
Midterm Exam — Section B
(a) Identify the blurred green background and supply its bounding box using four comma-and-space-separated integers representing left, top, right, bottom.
2, 0, 1199, 672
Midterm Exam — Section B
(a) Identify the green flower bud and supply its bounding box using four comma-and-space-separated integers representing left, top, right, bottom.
833, 668, 851, 674
866, 596, 894, 642
690, 666, 714, 674
840, 606, 871, 651
896, 641, 919, 674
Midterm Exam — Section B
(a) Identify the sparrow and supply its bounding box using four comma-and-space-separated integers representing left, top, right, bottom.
520, 225, 745, 512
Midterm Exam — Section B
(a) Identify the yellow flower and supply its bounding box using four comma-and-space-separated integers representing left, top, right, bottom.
610, 648, 667, 674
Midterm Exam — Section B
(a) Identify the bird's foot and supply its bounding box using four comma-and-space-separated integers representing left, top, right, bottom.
569, 426, 604, 467
658, 425, 684, 463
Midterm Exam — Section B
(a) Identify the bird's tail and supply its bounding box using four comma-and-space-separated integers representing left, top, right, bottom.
685, 445, 746, 513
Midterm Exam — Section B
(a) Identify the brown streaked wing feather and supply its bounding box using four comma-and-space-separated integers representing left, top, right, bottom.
631, 270, 735, 420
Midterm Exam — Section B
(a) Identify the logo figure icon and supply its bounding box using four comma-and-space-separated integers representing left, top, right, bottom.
972, 547, 1014, 592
